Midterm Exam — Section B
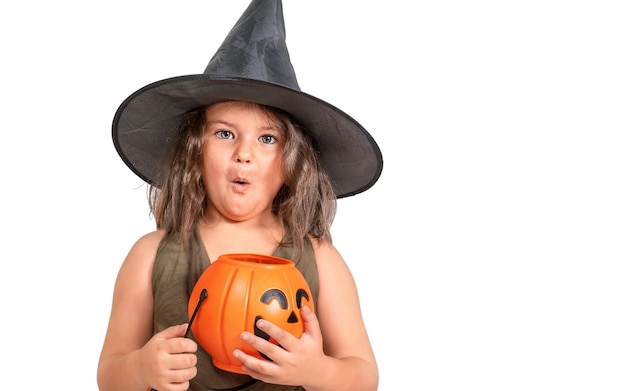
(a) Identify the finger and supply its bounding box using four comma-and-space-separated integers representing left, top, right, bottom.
155, 323, 189, 339
240, 327, 287, 363
233, 348, 275, 377
255, 318, 296, 350
300, 305, 320, 338
170, 335, 198, 355
157, 379, 192, 391
170, 351, 198, 370
169, 363, 198, 382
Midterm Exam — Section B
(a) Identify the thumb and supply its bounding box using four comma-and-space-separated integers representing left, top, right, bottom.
300, 305, 320, 337
155, 323, 188, 339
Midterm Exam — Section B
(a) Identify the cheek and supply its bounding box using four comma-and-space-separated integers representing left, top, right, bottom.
201, 160, 221, 188
257, 155, 285, 188
202, 145, 228, 176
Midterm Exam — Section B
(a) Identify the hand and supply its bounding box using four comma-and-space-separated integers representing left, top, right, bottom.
139, 323, 198, 391
233, 306, 327, 387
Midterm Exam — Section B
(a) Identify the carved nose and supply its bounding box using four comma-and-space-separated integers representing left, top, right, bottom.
287, 311, 298, 323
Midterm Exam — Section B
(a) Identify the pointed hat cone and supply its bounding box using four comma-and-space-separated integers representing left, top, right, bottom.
112, 0, 382, 198
204, 0, 299, 90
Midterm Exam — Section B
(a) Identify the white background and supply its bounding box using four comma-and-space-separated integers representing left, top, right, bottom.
1, 1, 625, 389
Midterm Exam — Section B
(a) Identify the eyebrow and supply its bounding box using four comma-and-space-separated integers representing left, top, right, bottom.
206, 119, 233, 127
206, 119, 283, 133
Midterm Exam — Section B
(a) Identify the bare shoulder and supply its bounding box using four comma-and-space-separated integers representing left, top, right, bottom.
309, 237, 342, 260
309, 237, 355, 287
131, 230, 166, 253
116, 230, 166, 282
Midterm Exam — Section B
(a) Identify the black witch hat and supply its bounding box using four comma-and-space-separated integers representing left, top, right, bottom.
112, 0, 382, 198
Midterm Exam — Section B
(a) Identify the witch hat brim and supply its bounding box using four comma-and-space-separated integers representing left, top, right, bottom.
112, 0, 382, 198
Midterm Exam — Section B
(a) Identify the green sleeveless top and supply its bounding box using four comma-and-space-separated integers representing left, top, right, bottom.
152, 225, 319, 391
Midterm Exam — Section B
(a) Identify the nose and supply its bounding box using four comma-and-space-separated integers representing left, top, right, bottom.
234, 139, 253, 163
236, 154, 251, 163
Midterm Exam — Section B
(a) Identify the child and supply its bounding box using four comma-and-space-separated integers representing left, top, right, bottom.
97, 1, 382, 390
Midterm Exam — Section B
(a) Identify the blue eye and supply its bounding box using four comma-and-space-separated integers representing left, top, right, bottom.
260, 135, 277, 144
216, 130, 233, 139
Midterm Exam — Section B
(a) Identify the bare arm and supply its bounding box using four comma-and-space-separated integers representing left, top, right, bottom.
97, 231, 198, 391
307, 239, 379, 391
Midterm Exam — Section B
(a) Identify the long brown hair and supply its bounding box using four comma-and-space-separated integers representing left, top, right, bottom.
148, 101, 337, 260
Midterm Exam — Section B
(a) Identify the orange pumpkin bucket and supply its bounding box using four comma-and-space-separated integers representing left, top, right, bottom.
188, 253, 315, 374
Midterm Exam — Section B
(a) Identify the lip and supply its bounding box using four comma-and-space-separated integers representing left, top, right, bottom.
231, 177, 250, 185
231, 177, 250, 193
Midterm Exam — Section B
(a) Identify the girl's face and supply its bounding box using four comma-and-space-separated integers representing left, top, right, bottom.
201, 101, 286, 222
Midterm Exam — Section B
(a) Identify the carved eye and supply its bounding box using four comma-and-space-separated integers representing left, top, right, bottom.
260, 289, 288, 309
296, 289, 309, 309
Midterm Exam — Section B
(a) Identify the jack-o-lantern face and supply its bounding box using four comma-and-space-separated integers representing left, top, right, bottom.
253, 288, 311, 359
188, 254, 315, 374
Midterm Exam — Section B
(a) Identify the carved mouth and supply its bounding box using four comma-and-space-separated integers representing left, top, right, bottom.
254, 316, 282, 361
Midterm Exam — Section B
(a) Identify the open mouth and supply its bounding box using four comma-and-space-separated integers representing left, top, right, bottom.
231, 178, 250, 191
